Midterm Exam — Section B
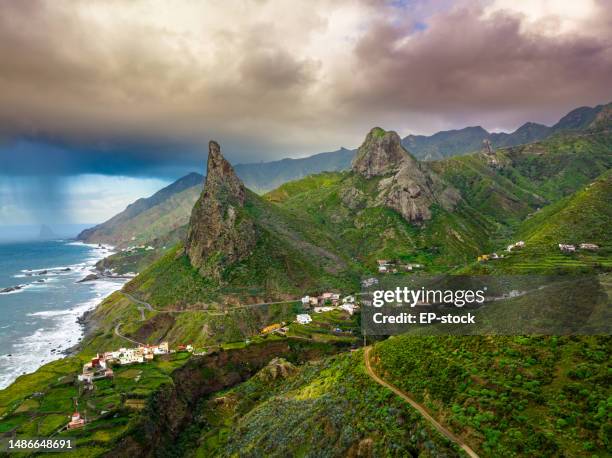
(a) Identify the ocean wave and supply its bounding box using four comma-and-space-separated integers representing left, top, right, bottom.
0, 240, 125, 389
0, 276, 127, 389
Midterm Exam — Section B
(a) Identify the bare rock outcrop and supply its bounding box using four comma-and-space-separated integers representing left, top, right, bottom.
352, 127, 460, 223
185, 141, 257, 280
351, 128, 410, 178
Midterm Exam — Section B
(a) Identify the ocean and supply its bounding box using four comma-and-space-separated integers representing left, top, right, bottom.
0, 240, 126, 389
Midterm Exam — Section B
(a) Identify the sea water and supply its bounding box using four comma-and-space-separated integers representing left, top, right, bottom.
0, 240, 126, 389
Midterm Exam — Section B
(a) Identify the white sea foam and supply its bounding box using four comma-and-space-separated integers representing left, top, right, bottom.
0, 241, 124, 389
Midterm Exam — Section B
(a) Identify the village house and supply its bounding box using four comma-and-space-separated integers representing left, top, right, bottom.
579, 243, 599, 251
67, 411, 86, 430
343, 295, 355, 304
301, 295, 310, 305
78, 353, 114, 383
361, 277, 379, 288
262, 323, 281, 334
559, 244, 576, 253
152, 342, 169, 355
339, 303, 357, 315
296, 314, 312, 325
507, 241, 526, 252
314, 306, 335, 313
117, 347, 144, 365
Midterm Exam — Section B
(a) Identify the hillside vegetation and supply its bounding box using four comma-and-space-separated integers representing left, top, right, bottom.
187, 350, 463, 457
371, 335, 611, 457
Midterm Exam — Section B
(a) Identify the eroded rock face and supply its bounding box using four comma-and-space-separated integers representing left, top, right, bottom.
185, 141, 256, 280
352, 127, 460, 223
351, 128, 409, 178
378, 164, 460, 222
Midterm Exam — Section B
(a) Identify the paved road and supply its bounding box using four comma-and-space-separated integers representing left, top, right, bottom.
120, 291, 296, 314
364, 346, 480, 458
114, 322, 144, 346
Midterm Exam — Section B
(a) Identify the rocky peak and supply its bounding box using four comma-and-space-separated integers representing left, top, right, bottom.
352, 128, 413, 178
204, 140, 246, 204
185, 141, 256, 281
348, 127, 461, 223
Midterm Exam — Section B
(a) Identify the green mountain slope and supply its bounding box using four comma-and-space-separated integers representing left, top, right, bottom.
77, 172, 202, 248
371, 335, 611, 457
234, 147, 355, 193
186, 350, 462, 457
483, 170, 612, 273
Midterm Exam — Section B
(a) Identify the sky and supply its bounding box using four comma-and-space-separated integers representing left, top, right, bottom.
1, 0, 611, 226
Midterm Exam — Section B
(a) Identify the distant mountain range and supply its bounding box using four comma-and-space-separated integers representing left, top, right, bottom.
235, 102, 610, 186
78, 102, 610, 250
234, 147, 355, 193
402, 103, 608, 160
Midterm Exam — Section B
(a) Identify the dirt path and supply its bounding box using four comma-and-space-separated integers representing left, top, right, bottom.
364, 346, 480, 458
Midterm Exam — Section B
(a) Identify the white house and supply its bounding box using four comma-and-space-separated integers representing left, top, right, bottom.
361, 277, 379, 288
343, 295, 355, 303
339, 303, 356, 315
314, 306, 335, 313
153, 342, 169, 355
296, 314, 312, 324
507, 241, 526, 252
301, 295, 310, 305
559, 244, 576, 253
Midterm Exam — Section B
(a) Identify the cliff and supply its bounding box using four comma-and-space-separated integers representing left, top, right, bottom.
185, 141, 257, 281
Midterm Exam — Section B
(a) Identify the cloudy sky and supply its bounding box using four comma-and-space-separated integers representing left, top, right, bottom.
1, 0, 611, 226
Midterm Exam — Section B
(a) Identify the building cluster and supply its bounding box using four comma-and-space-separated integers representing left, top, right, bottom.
377, 259, 422, 273
78, 342, 169, 384
121, 244, 155, 253
301, 292, 342, 307
559, 243, 599, 253
297, 293, 359, 326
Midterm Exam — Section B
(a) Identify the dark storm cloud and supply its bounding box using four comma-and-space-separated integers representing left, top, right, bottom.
338, 3, 612, 128
0, 0, 611, 177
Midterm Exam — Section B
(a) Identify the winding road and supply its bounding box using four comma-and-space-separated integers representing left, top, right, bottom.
114, 322, 144, 346
119, 291, 295, 315
364, 346, 480, 458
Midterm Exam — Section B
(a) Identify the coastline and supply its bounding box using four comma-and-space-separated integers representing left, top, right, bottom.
0, 241, 128, 389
